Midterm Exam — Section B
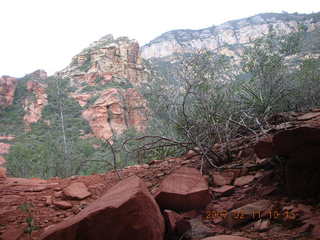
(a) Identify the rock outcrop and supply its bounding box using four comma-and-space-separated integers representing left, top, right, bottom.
25, 69, 48, 81
0, 142, 11, 155
142, 13, 320, 59
0, 136, 320, 239
23, 80, 48, 127
0, 76, 17, 108
40, 176, 165, 240
255, 117, 320, 198
274, 125, 320, 198
0, 136, 14, 170
58, 35, 149, 140
58, 34, 147, 88
82, 88, 147, 140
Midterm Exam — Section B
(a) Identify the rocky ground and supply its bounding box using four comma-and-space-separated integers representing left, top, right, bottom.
1, 110, 320, 240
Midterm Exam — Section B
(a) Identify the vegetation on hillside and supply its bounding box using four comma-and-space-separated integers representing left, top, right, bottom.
3, 24, 320, 178
5, 76, 129, 178
129, 27, 320, 170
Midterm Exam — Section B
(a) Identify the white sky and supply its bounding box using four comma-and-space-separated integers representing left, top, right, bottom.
0, 0, 319, 77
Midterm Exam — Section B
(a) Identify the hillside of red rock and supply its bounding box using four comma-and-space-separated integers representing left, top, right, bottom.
1, 109, 320, 240
0, 35, 149, 149
57, 34, 149, 141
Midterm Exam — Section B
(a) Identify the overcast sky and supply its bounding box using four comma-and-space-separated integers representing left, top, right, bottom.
0, 0, 319, 77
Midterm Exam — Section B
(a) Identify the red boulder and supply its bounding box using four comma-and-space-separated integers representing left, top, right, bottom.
40, 176, 165, 240
273, 125, 320, 197
254, 135, 274, 159
155, 167, 210, 211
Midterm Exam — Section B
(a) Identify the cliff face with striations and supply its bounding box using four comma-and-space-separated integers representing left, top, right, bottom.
141, 12, 320, 60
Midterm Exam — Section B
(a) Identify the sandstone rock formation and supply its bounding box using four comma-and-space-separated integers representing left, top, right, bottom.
0, 136, 15, 141
69, 93, 93, 107
0, 76, 17, 108
0, 143, 11, 154
0, 156, 5, 165
25, 69, 48, 81
23, 80, 48, 127
273, 125, 320, 198
255, 119, 320, 198
155, 167, 210, 211
82, 88, 147, 140
40, 176, 165, 240
0, 137, 14, 171
58, 35, 147, 88
57, 35, 149, 140
0, 135, 320, 239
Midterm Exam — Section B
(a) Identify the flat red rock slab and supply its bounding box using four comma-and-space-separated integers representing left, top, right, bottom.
53, 200, 72, 210
155, 167, 210, 211
234, 175, 255, 186
63, 182, 91, 200
211, 171, 235, 186
40, 175, 165, 240
211, 185, 235, 195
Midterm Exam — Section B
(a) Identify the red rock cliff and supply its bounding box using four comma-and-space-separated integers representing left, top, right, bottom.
0, 76, 17, 107
58, 35, 149, 140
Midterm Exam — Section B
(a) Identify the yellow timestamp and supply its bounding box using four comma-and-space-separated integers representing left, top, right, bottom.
205, 210, 297, 221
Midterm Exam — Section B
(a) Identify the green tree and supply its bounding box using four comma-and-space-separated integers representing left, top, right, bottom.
6, 77, 100, 178
237, 29, 294, 122
294, 57, 320, 109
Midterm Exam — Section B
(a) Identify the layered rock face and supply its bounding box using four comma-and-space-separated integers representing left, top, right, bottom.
0, 76, 17, 108
141, 13, 320, 59
58, 35, 149, 140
